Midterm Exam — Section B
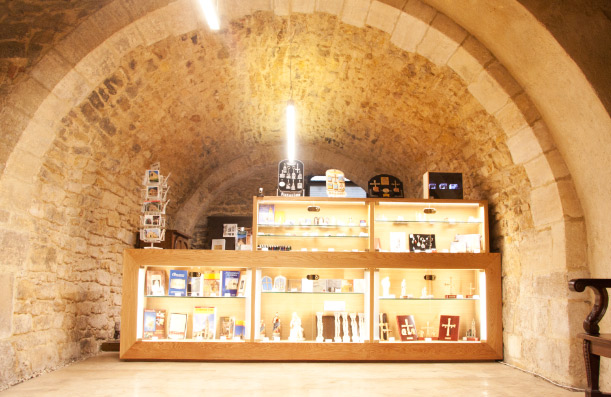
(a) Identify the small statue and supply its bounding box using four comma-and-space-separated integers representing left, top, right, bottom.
401, 279, 407, 298
421, 286, 427, 298
341, 312, 350, 342
259, 319, 266, 339
289, 312, 304, 341
316, 312, 324, 342
350, 313, 359, 342
358, 313, 366, 342
272, 312, 281, 338
381, 277, 391, 297
334, 312, 341, 342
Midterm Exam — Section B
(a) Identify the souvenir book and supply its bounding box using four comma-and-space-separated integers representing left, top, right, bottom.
221, 270, 240, 297
143, 309, 157, 340
326, 279, 342, 293
168, 312, 188, 340
168, 270, 188, 296
203, 271, 221, 297
219, 316, 235, 340
146, 269, 166, 296
288, 279, 302, 292
234, 320, 246, 340
237, 271, 248, 297
397, 315, 417, 341
390, 232, 407, 252
187, 271, 203, 297
341, 280, 354, 293
258, 204, 275, 224
353, 279, 366, 293
312, 279, 326, 293
193, 307, 216, 340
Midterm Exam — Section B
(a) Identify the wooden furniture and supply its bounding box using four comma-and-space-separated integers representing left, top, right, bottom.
136, 229, 191, 249
120, 249, 501, 361
569, 279, 611, 397
120, 197, 499, 361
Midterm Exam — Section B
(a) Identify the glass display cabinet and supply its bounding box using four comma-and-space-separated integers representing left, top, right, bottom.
120, 197, 499, 361
253, 197, 371, 252
121, 250, 500, 361
373, 199, 488, 253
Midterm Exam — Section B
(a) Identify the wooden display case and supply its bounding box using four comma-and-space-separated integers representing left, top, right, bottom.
120, 249, 501, 361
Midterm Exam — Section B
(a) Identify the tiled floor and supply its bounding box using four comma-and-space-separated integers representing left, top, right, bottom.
2, 353, 580, 396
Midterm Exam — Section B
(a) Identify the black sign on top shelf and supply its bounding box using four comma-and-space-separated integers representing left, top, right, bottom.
277, 159, 305, 197
423, 172, 463, 199
367, 174, 404, 198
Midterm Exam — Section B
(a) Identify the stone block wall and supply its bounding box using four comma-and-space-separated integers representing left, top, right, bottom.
0, 2, 596, 392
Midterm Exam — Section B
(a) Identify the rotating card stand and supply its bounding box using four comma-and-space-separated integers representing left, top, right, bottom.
139, 164, 171, 249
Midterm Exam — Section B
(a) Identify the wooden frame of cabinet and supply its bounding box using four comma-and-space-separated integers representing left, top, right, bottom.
120, 249, 501, 361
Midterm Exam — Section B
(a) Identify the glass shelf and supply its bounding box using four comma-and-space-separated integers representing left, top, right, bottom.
374, 220, 482, 224
257, 234, 368, 238
378, 297, 480, 301
145, 295, 247, 299
258, 223, 368, 228
262, 291, 364, 295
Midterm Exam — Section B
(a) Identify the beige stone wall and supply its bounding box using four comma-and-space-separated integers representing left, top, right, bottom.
0, 0, 602, 392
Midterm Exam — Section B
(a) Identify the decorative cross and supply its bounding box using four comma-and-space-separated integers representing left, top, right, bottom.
392, 180, 399, 189
422, 321, 434, 337
442, 317, 456, 337
400, 319, 416, 336
370, 180, 379, 188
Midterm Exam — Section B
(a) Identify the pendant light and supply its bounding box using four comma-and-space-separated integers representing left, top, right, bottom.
286, 10, 296, 163
198, 0, 220, 31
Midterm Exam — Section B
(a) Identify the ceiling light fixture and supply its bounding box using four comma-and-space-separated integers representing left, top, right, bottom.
199, 0, 220, 31
286, 10, 297, 164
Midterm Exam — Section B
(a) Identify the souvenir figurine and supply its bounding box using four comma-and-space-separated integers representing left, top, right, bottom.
334, 312, 341, 342
342, 312, 350, 342
272, 313, 281, 339
316, 312, 324, 342
289, 312, 304, 341
350, 313, 359, 342
381, 277, 391, 297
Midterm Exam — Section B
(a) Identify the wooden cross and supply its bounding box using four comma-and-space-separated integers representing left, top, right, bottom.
379, 323, 389, 340
442, 318, 456, 337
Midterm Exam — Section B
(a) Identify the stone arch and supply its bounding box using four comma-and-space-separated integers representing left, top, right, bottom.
0, 0, 594, 389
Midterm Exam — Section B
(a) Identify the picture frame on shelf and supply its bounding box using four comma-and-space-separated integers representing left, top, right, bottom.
211, 239, 226, 250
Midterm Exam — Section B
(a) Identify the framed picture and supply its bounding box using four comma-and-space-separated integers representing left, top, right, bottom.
143, 201, 161, 213
211, 239, 226, 250
146, 186, 161, 200
144, 228, 162, 240
223, 223, 237, 238
147, 170, 160, 184
144, 214, 161, 226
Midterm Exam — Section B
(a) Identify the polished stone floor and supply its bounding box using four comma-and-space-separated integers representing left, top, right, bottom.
2, 353, 579, 396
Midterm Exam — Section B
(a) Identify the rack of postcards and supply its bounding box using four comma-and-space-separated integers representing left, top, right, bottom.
139, 163, 170, 248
